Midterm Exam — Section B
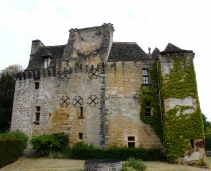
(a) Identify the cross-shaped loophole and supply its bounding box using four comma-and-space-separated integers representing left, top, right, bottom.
61, 70, 71, 82
60, 96, 70, 107
88, 68, 99, 79
72, 96, 83, 107
87, 95, 99, 107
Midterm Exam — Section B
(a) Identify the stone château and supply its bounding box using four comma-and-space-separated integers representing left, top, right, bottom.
11, 23, 205, 163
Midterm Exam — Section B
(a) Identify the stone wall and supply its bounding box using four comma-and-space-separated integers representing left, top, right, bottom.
104, 61, 162, 148
11, 64, 104, 147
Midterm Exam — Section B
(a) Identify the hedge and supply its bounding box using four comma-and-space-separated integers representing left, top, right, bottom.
0, 130, 28, 149
70, 146, 164, 161
0, 138, 23, 168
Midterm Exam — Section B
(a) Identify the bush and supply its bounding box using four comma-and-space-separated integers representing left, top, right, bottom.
30, 133, 69, 156
122, 158, 146, 171
48, 146, 72, 159
70, 142, 164, 161
0, 130, 28, 149
205, 136, 211, 150
0, 138, 23, 168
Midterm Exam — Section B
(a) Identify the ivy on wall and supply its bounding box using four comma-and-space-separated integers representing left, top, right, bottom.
140, 53, 205, 161
164, 106, 204, 159
140, 62, 163, 140
161, 54, 198, 99
161, 54, 204, 160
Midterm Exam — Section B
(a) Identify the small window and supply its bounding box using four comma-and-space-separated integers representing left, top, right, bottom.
43, 58, 48, 69
128, 142, 135, 148
142, 69, 149, 84
128, 136, 135, 148
35, 82, 39, 89
80, 107, 83, 117
79, 133, 83, 139
190, 140, 194, 148
128, 137, 135, 141
34, 106, 40, 124
34, 78, 40, 89
36, 113, 40, 122
145, 101, 151, 117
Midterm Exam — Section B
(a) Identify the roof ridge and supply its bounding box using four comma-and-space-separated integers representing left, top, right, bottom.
161, 43, 193, 54
46, 45, 66, 47
164, 43, 182, 51
113, 42, 137, 44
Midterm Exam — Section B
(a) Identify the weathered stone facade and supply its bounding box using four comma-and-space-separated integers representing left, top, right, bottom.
11, 23, 205, 162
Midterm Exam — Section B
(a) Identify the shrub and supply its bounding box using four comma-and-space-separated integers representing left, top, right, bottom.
0, 138, 23, 168
122, 158, 146, 171
48, 146, 72, 159
0, 130, 28, 149
70, 142, 164, 161
30, 133, 68, 156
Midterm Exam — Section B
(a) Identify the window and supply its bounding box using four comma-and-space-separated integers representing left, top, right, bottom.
34, 78, 40, 89
79, 133, 83, 140
128, 136, 135, 148
34, 106, 40, 124
142, 69, 149, 84
78, 107, 84, 119
43, 58, 48, 69
190, 140, 194, 148
145, 101, 151, 117
80, 107, 83, 117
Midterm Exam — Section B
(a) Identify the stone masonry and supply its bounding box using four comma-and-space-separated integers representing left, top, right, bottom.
11, 23, 205, 162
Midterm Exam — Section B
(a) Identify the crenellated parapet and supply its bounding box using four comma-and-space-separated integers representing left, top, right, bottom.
16, 60, 153, 81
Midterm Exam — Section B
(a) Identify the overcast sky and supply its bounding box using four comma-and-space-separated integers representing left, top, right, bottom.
0, 0, 211, 119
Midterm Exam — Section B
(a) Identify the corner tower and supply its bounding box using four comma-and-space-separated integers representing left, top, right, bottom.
160, 43, 205, 163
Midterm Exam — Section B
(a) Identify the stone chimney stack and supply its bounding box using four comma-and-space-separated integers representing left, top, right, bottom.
30, 40, 44, 61
148, 47, 151, 56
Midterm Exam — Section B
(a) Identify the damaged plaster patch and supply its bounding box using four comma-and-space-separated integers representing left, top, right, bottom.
168, 96, 197, 114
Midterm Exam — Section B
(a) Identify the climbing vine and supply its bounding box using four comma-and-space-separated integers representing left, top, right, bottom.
140, 62, 163, 140
140, 53, 205, 162
164, 106, 204, 160
161, 54, 198, 98
161, 54, 204, 161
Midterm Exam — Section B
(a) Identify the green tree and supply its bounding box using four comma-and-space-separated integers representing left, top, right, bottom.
202, 114, 211, 150
0, 73, 15, 132
0, 64, 23, 77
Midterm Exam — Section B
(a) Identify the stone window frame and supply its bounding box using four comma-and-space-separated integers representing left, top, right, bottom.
127, 136, 135, 148
145, 101, 151, 117
43, 58, 49, 69
34, 106, 41, 125
34, 78, 40, 89
78, 107, 84, 119
142, 69, 149, 84
79, 133, 83, 140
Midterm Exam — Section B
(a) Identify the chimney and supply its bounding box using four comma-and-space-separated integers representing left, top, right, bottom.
148, 47, 151, 56
31, 40, 44, 55
30, 40, 44, 61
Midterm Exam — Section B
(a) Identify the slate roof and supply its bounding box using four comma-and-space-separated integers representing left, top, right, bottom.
107, 42, 150, 62
25, 45, 66, 71
160, 43, 193, 54
151, 48, 160, 60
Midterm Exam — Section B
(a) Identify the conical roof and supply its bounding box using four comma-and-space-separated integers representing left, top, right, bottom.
151, 47, 160, 60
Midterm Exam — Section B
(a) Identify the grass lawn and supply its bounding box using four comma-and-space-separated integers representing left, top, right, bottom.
1, 156, 211, 171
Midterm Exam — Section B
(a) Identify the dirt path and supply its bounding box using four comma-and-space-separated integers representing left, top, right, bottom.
1, 157, 210, 171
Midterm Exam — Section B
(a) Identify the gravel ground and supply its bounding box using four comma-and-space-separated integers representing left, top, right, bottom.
1, 157, 210, 171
